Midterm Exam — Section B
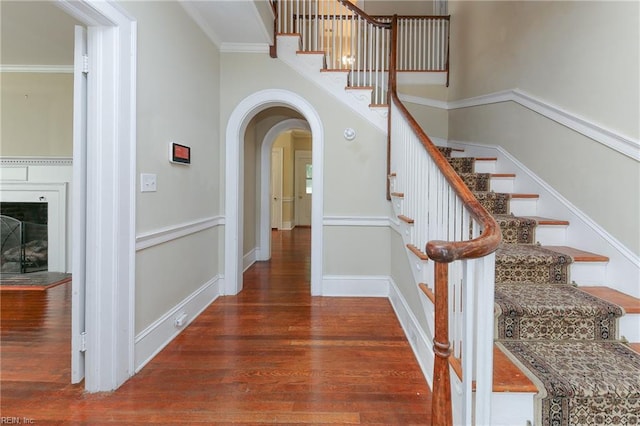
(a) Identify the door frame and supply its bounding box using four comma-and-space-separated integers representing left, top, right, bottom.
57, 0, 136, 392
258, 119, 310, 261
270, 147, 284, 231
226, 90, 323, 295
294, 150, 312, 227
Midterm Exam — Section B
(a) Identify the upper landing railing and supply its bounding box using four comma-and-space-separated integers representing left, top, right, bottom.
274, 0, 449, 104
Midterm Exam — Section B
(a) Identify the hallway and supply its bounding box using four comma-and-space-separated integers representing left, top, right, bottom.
1, 228, 431, 424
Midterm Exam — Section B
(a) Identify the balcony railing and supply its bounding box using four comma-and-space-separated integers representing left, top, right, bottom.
275, 0, 449, 104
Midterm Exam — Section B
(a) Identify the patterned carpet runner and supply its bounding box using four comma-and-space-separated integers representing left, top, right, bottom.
442, 147, 640, 426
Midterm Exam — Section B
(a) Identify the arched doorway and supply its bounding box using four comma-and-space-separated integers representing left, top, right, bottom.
258, 118, 311, 262
225, 89, 324, 296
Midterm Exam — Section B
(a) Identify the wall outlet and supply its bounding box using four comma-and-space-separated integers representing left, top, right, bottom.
174, 312, 188, 328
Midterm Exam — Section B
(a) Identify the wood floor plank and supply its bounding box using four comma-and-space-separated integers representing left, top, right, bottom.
1, 228, 431, 424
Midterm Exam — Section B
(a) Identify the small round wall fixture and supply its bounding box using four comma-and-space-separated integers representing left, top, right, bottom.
343, 128, 356, 141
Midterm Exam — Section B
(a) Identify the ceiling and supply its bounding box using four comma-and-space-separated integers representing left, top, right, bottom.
0, 1, 274, 66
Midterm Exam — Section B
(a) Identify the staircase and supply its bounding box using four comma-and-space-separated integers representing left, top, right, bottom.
430, 148, 640, 425
271, 2, 640, 424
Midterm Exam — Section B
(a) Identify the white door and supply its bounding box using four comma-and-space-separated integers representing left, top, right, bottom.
71, 25, 87, 384
294, 151, 312, 227
270, 148, 283, 229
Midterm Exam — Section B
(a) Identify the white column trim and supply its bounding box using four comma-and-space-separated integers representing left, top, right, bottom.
56, 0, 137, 392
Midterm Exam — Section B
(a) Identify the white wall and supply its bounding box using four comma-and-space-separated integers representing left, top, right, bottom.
119, 1, 223, 334
447, 0, 640, 255
1, 73, 73, 157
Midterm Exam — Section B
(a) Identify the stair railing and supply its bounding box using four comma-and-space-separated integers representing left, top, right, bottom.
387, 15, 501, 426
274, 0, 450, 103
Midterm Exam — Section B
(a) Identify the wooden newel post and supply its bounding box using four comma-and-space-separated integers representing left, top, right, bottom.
432, 261, 453, 426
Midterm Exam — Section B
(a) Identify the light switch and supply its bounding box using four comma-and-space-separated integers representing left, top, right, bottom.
140, 173, 157, 192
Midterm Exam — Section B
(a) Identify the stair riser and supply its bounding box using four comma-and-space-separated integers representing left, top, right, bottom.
534, 225, 568, 246
490, 393, 535, 426
570, 262, 607, 285
508, 198, 538, 216
619, 314, 640, 342
489, 177, 515, 193
474, 159, 497, 174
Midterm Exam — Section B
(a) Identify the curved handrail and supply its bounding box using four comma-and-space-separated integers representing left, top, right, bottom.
336, 0, 391, 28
387, 15, 501, 262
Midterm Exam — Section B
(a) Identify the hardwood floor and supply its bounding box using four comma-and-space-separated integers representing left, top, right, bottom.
1, 228, 431, 424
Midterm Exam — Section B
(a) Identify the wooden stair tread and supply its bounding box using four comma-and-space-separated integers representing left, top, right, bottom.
491, 173, 516, 178
475, 157, 497, 161
542, 245, 609, 262
296, 50, 324, 55
321, 69, 350, 73
510, 193, 539, 199
398, 215, 414, 224
629, 343, 640, 354
388, 172, 397, 178
418, 283, 434, 304
579, 286, 640, 313
492, 346, 537, 393
390, 192, 404, 198
369, 103, 388, 108
522, 216, 570, 226
407, 244, 428, 261
449, 346, 537, 393
347, 86, 374, 90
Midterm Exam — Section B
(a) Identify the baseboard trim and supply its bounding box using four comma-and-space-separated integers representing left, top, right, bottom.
134, 274, 222, 372
320, 275, 390, 297
135, 216, 225, 251
388, 277, 435, 387
243, 248, 258, 272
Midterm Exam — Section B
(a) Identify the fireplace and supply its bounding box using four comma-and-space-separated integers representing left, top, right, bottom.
0, 182, 68, 273
1, 202, 48, 273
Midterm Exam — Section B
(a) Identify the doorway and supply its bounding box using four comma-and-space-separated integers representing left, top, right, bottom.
294, 150, 312, 227
226, 89, 324, 296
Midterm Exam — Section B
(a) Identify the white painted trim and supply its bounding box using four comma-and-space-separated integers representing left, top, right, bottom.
0, 64, 74, 73
0, 157, 73, 166
243, 248, 258, 272
450, 140, 640, 298
259, 119, 310, 261
134, 275, 222, 372
135, 216, 225, 251
220, 42, 270, 53
387, 277, 434, 387
56, 0, 137, 392
226, 90, 324, 296
398, 93, 448, 110
281, 221, 295, 231
403, 89, 640, 161
323, 216, 392, 227
321, 275, 390, 297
